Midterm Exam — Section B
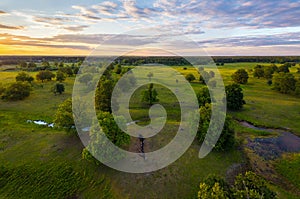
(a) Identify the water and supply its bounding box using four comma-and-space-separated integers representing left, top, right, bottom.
27, 120, 54, 128
240, 120, 300, 160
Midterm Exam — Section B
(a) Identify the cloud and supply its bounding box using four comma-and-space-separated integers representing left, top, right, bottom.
197, 32, 300, 47
0, 33, 91, 50
0, 24, 24, 30
0, 10, 7, 14
63, 25, 89, 32
33, 16, 71, 25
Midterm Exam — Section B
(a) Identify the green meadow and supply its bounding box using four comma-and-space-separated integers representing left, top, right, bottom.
0, 62, 299, 198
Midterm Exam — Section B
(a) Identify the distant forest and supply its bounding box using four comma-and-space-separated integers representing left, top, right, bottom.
1, 56, 300, 66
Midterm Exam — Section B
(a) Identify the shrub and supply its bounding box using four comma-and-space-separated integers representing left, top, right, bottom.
52, 83, 65, 95
232, 69, 248, 84
1, 82, 31, 101
197, 103, 235, 151
16, 72, 34, 83
185, 73, 196, 82
225, 83, 245, 110
36, 70, 55, 82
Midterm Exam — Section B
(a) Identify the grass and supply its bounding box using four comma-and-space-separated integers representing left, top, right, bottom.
276, 153, 300, 189
0, 62, 299, 198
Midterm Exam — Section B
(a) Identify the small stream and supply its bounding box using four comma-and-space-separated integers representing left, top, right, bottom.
239, 121, 300, 160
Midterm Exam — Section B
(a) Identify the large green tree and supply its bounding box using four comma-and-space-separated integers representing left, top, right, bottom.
185, 73, 196, 82
199, 71, 211, 84
82, 111, 130, 164
56, 71, 66, 82
53, 98, 75, 132
141, 83, 159, 106
196, 87, 211, 107
36, 70, 55, 82
197, 103, 235, 151
272, 72, 296, 94
232, 69, 249, 84
225, 83, 245, 110
52, 83, 65, 95
95, 78, 116, 112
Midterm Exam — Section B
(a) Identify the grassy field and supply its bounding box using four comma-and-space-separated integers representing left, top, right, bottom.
0, 63, 299, 198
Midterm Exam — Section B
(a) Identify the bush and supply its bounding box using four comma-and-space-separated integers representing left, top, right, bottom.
185, 73, 196, 82
272, 72, 296, 94
53, 98, 74, 132
196, 87, 211, 107
83, 111, 130, 164
197, 103, 235, 151
232, 69, 248, 84
199, 71, 210, 84
56, 71, 66, 82
233, 171, 276, 198
225, 83, 245, 110
16, 72, 34, 83
1, 82, 31, 101
253, 67, 264, 78
295, 81, 300, 96
52, 83, 65, 95
36, 70, 55, 82
197, 172, 276, 199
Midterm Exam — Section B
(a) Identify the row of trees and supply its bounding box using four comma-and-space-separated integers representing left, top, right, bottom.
18, 61, 80, 73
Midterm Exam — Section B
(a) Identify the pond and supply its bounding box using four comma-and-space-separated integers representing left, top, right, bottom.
240, 121, 300, 160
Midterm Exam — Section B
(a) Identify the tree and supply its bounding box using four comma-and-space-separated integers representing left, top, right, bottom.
36, 70, 55, 82
53, 98, 74, 132
185, 73, 196, 82
273, 72, 296, 94
16, 72, 34, 83
295, 81, 300, 96
198, 67, 204, 72
253, 65, 264, 79
199, 71, 210, 84
27, 62, 37, 68
52, 83, 65, 95
233, 171, 276, 198
197, 172, 276, 199
41, 61, 50, 69
263, 66, 275, 79
56, 71, 66, 82
73, 67, 79, 75
78, 73, 93, 85
19, 61, 27, 68
141, 83, 159, 106
232, 69, 248, 84
95, 78, 115, 112
58, 61, 64, 68
225, 83, 245, 110
197, 103, 235, 151
196, 87, 211, 107
1, 82, 31, 101
198, 182, 228, 199
209, 71, 215, 78
278, 64, 290, 73
198, 175, 231, 199
114, 64, 122, 74
147, 72, 153, 81
60, 67, 73, 77
82, 111, 130, 164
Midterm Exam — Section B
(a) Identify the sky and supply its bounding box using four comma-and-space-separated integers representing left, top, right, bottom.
0, 0, 300, 56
